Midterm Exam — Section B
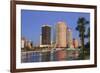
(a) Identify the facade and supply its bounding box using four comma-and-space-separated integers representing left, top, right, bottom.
41, 25, 51, 47
21, 37, 26, 49
40, 34, 42, 46
56, 22, 67, 47
73, 39, 79, 48
21, 37, 33, 50
26, 40, 33, 49
67, 28, 73, 48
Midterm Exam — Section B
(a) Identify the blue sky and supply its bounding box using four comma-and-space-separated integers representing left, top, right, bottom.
21, 9, 90, 45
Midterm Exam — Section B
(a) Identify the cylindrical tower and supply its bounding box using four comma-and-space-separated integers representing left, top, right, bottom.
56, 22, 67, 48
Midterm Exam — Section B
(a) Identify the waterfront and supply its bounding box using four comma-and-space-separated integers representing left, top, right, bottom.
21, 48, 84, 63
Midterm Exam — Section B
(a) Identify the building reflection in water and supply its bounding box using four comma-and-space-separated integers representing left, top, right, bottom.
21, 48, 80, 63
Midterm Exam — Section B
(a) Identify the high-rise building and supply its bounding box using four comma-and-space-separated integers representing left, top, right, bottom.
40, 34, 42, 45
21, 37, 26, 49
67, 28, 73, 48
41, 25, 51, 47
56, 22, 67, 47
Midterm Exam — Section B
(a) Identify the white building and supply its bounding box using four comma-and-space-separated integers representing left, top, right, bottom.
67, 28, 73, 48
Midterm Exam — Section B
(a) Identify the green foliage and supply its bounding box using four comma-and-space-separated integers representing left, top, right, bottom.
76, 17, 89, 59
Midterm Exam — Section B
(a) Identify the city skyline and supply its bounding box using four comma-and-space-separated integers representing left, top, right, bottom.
21, 9, 90, 45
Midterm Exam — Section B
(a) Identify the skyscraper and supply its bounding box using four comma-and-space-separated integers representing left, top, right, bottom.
41, 25, 51, 47
67, 28, 73, 48
56, 22, 67, 48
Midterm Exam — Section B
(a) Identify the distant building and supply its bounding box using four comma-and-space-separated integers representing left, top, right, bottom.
26, 40, 33, 49
21, 37, 26, 49
21, 37, 33, 50
56, 22, 67, 47
40, 25, 51, 47
73, 39, 79, 48
67, 28, 73, 48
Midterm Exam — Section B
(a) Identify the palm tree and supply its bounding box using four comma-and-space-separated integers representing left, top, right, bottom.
85, 27, 90, 55
76, 17, 89, 59
87, 27, 90, 43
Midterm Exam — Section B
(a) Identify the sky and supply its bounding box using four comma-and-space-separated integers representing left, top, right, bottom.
21, 9, 90, 45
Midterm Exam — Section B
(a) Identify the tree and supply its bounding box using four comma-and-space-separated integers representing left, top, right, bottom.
85, 27, 90, 55
76, 17, 89, 59
87, 27, 90, 43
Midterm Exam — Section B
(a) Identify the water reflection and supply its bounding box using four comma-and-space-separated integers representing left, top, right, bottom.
21, 48, 81, 63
